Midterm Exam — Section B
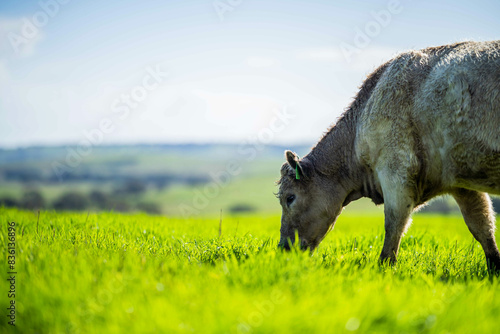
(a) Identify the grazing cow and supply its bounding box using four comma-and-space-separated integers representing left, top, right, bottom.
277, 40, 500, 271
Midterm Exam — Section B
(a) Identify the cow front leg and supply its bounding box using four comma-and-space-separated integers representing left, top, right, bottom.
380, 206, 413, 264
452, 188, 500, 273
379, 178, 414, 264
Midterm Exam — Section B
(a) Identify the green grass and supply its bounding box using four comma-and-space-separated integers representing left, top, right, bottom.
1, 207, 499, 334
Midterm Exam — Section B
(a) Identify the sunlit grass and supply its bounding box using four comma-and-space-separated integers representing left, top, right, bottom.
1, 207, 498, 333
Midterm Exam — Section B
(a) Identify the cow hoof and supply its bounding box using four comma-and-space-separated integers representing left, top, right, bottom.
486, 256, 500, 275
378, 255, 397, 266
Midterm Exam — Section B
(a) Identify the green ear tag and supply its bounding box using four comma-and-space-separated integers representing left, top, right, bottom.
295, 164, 300, 180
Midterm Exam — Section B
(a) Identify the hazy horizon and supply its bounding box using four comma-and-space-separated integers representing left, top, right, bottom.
0, 139, 314, 150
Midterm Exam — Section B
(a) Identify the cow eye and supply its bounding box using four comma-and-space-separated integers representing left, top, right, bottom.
286, 194, 296, 206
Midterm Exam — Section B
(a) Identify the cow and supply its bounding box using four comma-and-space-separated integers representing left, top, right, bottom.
277, 40, 500, 271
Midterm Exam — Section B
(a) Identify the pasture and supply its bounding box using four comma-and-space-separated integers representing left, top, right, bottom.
3, 1, 500, 334
2, 207, 499, 333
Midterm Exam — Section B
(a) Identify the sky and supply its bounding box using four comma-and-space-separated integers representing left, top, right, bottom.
0, 0, 499, 148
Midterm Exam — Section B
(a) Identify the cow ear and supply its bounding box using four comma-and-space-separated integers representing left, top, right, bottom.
285, 150, 305, 179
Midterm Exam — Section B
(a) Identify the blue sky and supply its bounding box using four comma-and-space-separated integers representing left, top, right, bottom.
1, 0, 499, 148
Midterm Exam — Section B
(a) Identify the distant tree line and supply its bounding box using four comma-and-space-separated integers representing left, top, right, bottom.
418, 196, 500, 215
0, 182, 162, 215
0, 167, 208, 190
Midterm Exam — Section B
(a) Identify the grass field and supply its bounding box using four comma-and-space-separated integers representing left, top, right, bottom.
1, 207, 499, 334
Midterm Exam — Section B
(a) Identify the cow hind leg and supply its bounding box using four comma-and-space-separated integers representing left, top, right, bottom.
452, 188, 500, 273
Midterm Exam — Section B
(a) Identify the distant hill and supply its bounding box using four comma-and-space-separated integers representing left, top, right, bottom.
0, 143, 311, 216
